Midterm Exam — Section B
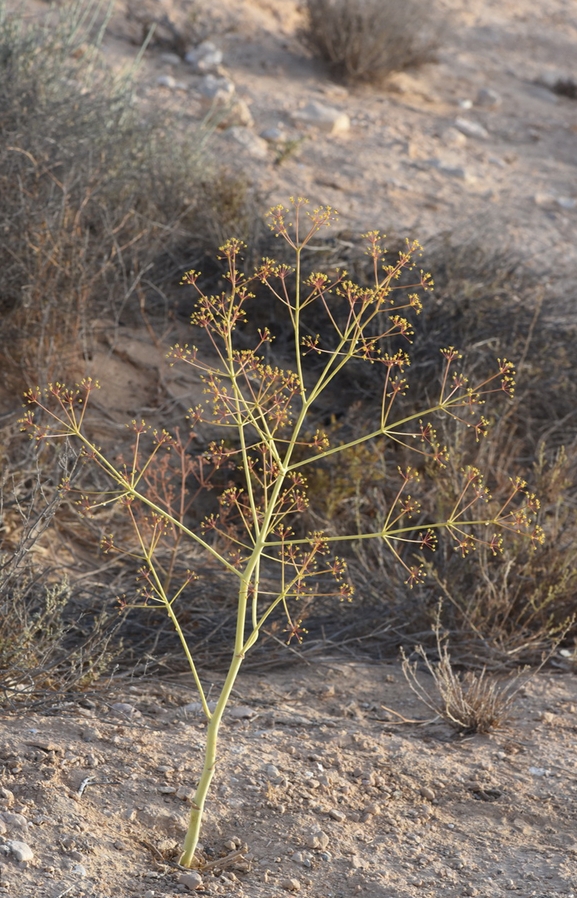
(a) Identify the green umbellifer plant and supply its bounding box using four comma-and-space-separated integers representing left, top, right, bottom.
22, 198, 543, 867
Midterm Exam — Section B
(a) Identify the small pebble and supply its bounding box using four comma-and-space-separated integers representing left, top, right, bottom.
72, 863, 87, 877
110, 702, 140, 718
281, 878, 301, 892
420, 786, 436, 801
0, 788, 15, 807
305, 831, 330, 850
177, 871, 203, 891
329, 808, 346, 822
229, 705, 256, 720
176, 786, 194, 802
157, 74, 176, 89
7, 840, 33, 862
143, 891, 156, 898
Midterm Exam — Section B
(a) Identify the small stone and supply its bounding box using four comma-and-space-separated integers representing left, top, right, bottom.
157, 839, 177, 853
475, 87, 502, 108
223, 839, 236, 851
72, 863, 87, 876
351, 856, 363, 869
176, 786, 195, 802
158, 785, 177, 794
196, 75, 235, 112
435, 160, 476, 182
81, 727, 101, 743
69, 850, 83, 862
143, 891, 156, 898
292, 101, 350, 136
229, 705, 257, 720
441, 126, 467, 148
281, 878, 301, 892
305, 830, 330, 850
225, 100, 254, 128
0, 788, 14, 807
113, 840, 125, 851
185, 41, 223, 74
1, 812, 28, 829
328, 808, 346, 822
260, 126, 286, 143
160, 52, 182, 66
265, 764, 280, 779
454, 117, 489, 139
557, 196, 576, 210
225, 127, 268, 160
110, 702, 140, 718
157, 74, 177, 89
177, 871, 203, 891
8, 840, 33, 862
534, 192, 557, 209
420, 786, 436, 801
457, 98, 473, 109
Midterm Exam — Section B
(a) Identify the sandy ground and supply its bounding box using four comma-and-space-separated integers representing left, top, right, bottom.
3, 2, 577, 896
1, 662, 576, 898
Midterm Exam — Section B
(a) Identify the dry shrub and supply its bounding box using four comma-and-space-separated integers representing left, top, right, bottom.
301, 0, 444, 84
401, 636, 525, 734
0, 0, 259, 391
0, 467, 124, 703
297, 234, 577, 663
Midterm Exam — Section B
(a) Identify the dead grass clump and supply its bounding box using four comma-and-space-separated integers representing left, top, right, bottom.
301, 0, 444, 85
401, 617, 528, 734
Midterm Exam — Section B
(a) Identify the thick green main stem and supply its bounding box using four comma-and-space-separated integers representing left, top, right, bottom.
179, 560, 261, 866
179, 638, 245, 867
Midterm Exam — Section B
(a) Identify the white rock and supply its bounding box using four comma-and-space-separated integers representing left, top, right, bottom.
261, 126, 286, 143
305, 830, 330, 850
110, 702, 140, 718
226, 98, 254, 128
185, 41, 223, 74
281, 879, 301, 892
182, 700, 217, 715
427, 158, 476, 183
0, 811, 28, 828
292, 101, 350, 136
72, 863, 87, 876
229, 704, 258, 719
476, 87, 502, 108
176, 785, 195, 802
557, 196, 576, 210
0, 788, 15, 807
7, 840, 33, 862
157, 74, 176, 89
329, 807, 347, 822
457, 98, 473, 109
178, 871, 203, 891
454, 117, 489, 139
197, 74, 235, 111
534, 192, 557, 209
441, 126, 467, 148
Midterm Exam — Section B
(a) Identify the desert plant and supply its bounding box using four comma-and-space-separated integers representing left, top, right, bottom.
400, 605, 562, 733
22, 198, 541, 867
0, 0, 257, 391
301, 0, 444, 84
0, 468, 124, 699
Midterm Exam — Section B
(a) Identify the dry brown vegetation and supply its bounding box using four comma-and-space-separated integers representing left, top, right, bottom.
0, 0, 576, 705
301, 0, 445, 84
